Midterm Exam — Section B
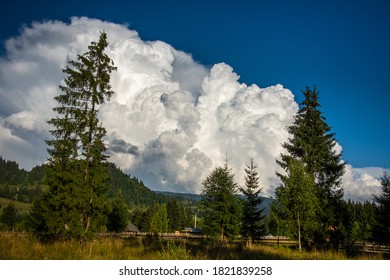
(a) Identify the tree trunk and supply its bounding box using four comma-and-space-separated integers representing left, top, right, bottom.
298, 211, 302, 252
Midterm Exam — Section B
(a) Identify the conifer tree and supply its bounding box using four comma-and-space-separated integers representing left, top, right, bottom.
0, 202, 19, 230
240, 158, 266, 244
373, 170, 390, 245
106, 196, 129, 233
29, 31, 117, 240
167, 198, 192, 232
276, 85, 345, 247
200, 163, 242, 242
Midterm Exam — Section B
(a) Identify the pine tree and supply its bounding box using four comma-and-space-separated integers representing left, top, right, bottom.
107, 196, 129, 233
276, 85, 345, 247
273, 158, 319, 251
167, 198, 191, 232
240, 158, 266, 245
373, 170, 390, 245
0, 202, 19, 230
200, 163, 242, 242
29, 31, 117, 240
344, 200, 376, 247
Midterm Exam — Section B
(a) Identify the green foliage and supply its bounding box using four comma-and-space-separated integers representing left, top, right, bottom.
106, 196, 129, 233
0, 157, 48, 204
200, 164, 242, 242
0, 184, 44, 204
0, 234, 386, 260
0, 152, 201, 236
167, 198, 193, 232
0, 202, 19, 230
150, 204, 168, 233
240, 158, 266, 242
29, 31, 116, 241
105, 163, 169, 207
278, 86, 345, 191
276, 85, 345, 247
341, 200, 376, 247
373, 170, 390, 245
159, 241, 191, 260
273, 158, 319, 250
129, 206, 149, 232
0, 156, 179, 217
0, 156, 28, 185
27, 165, 48, 184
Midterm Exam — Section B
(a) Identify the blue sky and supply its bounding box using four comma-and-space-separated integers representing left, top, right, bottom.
1, 0, 389, 169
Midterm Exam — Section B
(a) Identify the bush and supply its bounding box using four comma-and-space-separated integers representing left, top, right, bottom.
159, 241, 191, 260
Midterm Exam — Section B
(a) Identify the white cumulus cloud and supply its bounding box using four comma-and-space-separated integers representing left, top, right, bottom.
0, 17, 383, 200
342, 165, 382, 202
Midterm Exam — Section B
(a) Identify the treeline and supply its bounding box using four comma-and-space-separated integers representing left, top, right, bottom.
0, 156, 47, 204
0, 157, 185, 207
0, 185, 44, 204
267, 199, 378, 246
130, 199, 195, 233
106, 161, 197, 233
105, 162, 179, 207
0, 156, 196, 232
0, 156, 47, 186
343, 200, 376, 246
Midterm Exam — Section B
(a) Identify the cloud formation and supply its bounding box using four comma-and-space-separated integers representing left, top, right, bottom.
0, 17, 382, 200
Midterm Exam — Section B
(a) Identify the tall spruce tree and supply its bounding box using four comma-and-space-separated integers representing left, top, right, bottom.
373, 170, 390, 245
240, 158, 266, 244
29, 31, 117, 240
200, 163, 242, 242
276, 85, 345, 247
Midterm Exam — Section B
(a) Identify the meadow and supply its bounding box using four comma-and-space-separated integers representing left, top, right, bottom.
0, 234, 386, 260
0, 198, 31, 215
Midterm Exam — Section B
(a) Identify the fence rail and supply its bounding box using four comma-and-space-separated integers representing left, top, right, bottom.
102, 232, 299, 245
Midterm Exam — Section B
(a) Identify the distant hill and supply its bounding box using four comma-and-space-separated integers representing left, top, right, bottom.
104, 162, 173, 206
0, 156, 273, 213
157, 190, 273, 215
0, 156, 47, 185
260, 197, 273, 215
155, 191, 202, 201
0, 156, 179, 207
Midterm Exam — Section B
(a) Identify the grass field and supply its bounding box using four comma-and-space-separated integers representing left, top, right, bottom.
0, 234, 386, 260
0, 198, 31, 215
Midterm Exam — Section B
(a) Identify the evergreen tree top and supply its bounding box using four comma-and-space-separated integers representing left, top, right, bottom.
374, 170, 390, 207
277, 85, 345, 200
300, 85, 321, 110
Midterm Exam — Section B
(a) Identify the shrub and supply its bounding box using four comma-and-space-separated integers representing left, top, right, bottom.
159, 241, 191, 260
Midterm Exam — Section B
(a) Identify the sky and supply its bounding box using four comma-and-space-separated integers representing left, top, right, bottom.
0, 0, 389, 201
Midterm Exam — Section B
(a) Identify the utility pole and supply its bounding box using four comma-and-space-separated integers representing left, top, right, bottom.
194, 212, 197, 228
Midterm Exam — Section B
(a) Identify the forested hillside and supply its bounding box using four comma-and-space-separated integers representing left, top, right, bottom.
0, 156, 187, 207
105, 162, 180, 207
0, 155, 200, 233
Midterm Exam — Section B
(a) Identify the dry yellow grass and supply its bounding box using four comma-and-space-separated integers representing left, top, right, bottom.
0, 234, 159, 260
0, 234, 385, 260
